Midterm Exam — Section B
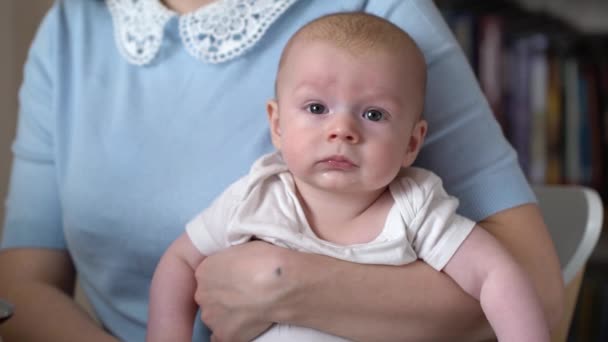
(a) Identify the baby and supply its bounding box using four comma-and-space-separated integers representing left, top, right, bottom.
147, 12, 549, 342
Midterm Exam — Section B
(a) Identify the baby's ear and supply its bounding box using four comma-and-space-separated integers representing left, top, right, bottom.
402, 119, 427, 168
266, 99, 282, 150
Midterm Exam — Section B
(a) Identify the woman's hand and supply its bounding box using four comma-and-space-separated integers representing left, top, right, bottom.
194, 241, 288, 342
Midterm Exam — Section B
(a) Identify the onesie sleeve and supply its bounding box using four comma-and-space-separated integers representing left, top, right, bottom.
392, 169, 476, 271
185, 176, 249, 256
369, 0, 536, 221
1, 3, 64, 249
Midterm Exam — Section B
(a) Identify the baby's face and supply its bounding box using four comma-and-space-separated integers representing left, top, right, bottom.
267, 38, 427, 194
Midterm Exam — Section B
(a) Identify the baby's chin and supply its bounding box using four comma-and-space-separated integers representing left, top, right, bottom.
304, 173, 386, 194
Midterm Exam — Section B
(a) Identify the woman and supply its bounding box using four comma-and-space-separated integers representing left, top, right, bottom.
0, 0, 563, 341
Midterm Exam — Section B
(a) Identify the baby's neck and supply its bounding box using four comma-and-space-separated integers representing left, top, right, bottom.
294, 181, 393, 245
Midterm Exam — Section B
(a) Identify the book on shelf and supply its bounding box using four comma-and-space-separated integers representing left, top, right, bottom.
600, 61, 608, 198
527, 33, 549, 184
478, 15, 505, 128
545, 54, 564, 184
503, 35, 533, 177
563, 57, 582, 184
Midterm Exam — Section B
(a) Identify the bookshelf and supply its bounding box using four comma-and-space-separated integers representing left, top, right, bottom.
433, 1, 608, 340
434, 0, 608, 225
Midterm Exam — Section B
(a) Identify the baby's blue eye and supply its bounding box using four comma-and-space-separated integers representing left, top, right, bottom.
364, 109, 384, 122
307, 103, 326, 114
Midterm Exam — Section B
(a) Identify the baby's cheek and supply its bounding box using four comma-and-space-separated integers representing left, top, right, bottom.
279, 141, 306, 169
369, 151, 404, 180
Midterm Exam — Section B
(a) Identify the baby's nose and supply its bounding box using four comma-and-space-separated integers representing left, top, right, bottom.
327, 114, 360, 144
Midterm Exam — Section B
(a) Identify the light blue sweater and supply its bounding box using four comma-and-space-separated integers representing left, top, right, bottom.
2, 0, 534, 340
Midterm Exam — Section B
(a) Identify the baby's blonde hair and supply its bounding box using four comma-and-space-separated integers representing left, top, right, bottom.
276, 12, 427, 97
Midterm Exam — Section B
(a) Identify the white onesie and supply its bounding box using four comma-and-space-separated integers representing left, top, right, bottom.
186, 152, 475, 341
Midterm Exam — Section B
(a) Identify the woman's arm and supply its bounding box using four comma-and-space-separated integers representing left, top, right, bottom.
0, 248, 117, 342
195, 203, 564, 342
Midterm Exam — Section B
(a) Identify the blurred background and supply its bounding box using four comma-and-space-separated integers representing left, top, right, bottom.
433, 1, 608, 341
0, 1, 607, 341
0, 0, 53, 239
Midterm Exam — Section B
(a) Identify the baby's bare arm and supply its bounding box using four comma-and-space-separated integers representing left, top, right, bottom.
444, 226, 550, 342
147, 233, 205, 342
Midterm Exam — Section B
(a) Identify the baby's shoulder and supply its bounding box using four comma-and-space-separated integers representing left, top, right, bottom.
390, 167, 445, 201
221, 151, 290, 201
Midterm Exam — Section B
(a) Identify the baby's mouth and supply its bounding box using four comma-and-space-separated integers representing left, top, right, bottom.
318, 155, 358, 170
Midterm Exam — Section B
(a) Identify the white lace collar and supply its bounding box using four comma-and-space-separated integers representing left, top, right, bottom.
107, 0, 296, 65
